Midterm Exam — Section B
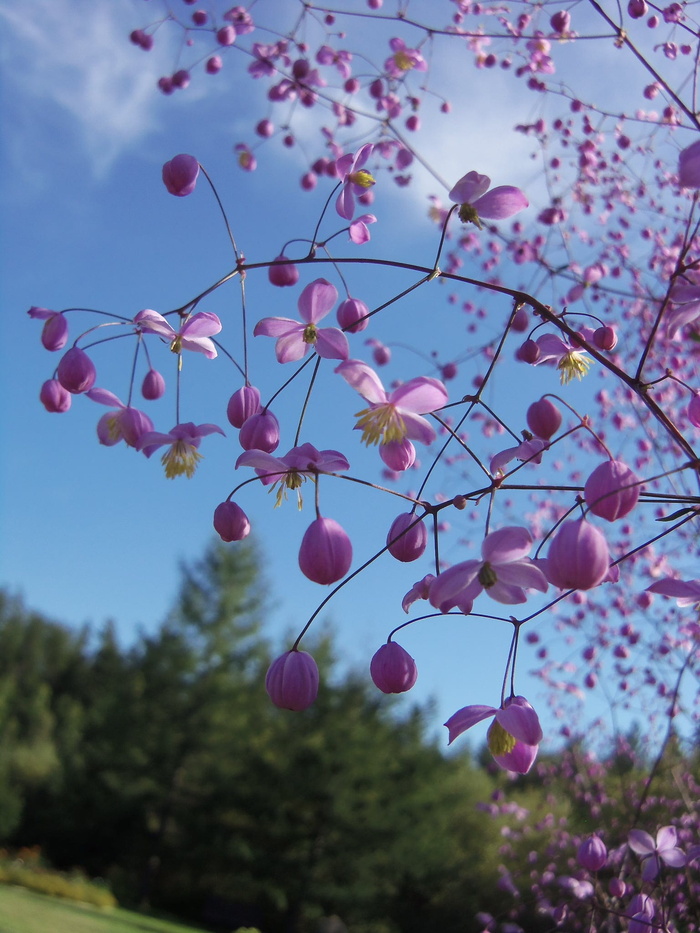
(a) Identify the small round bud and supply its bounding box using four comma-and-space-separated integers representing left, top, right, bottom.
206, 56, 223, 74
57, 347, 96, 394
214, 501, 251, 542
517, 339, 540, 363
593, 325, 617, 350
268, 255, 300, 287
141, 369, 166, 400
370, 642, 417, 694
40, 379, 71, 413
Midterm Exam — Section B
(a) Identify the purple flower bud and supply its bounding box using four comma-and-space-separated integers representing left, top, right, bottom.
578, 835, 608, 871
584, 460, 640, 521
609, 877, 626, 898
40, 379, 71, 413
550, 10, 571, 32
379, 438, 416, 472
41, 313, 68, 351
679, 139, 700, 187
213, 500, 251, 541
227, 385, 262, 428
265, 649, 319, 710
141, 368, 166, 400
216, 25, 236, 45
627, 0, 648, 17
370, 641, 418, 693
688, 392, 700, 427
162, 154, 199, 197
299, 516, 352, 584
57, 347, 96, 394
526, 397, 562, 439
545, 519, 610, 590
206, 56, 223, 75
337, 297, 370, 333
386, 512, 428, 562
517, 339, 540, 363
594, 325, 618, 350
239, 410, 280, 453
268, 255, 300, 287
256, 119, 274, 137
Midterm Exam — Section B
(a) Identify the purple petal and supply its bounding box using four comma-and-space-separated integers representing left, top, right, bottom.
493, 742, 538, 774
336, 185, 355, 220
665, 301, 700, 338
628, 829, 656, 856
390, 376, 448, 414
179, 336, 218, 358
86, 387, 124, 408
449, 171, 490, 204
679, 139, 700, 187
473, 185, 529, 219
134, 308, 176, 339
482, 526, 533, 564
275, 331, 308, 363
486, 582, 528, 604
181, 311, 222, 338
496, 560, 549, 592
428, 561, 481, 611
655, 825, 677, 853
315, 327, 350, 360
298, 278, 338, 323
254, 317, 301, 337
401, 410, 438, 445
336, 359, 387, 404
496, 698, 543, 745
444, 704, 496, 744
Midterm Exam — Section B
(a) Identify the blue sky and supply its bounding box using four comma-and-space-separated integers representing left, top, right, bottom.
1, 0, 682, 748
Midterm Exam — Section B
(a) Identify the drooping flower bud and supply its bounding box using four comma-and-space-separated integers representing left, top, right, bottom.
584, 459, 640, 521
39, 379, 71, 413
386, 512, 428, 562
239, 409, 280, 452
545, 519, 610, 590
213, 500, 251, 541
57, 347, 96, 394
379, 438, 416, 471
517, 339, 540, 363
370, 641, 418, 693
227, 385, 261, 428
28, 307, 69, 352
162, 154, 200, 196
265, 649, 319, 710
688, 392, 700, 427
550, 10, 571, 32
337, 297, 370, 333
141, 368, 166, 400
526, 397, 562, 439
298, 516, 352, 584
268, 255, 300, 287
593, 325, 618, 351
627, 0, 648, 17
679, 139, 700, 188
578, 835, 608, 872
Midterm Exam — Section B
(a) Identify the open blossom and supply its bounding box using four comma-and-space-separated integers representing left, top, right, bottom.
678, 138, 700, 187
134, 309, 222, 359
336, 359, 448, 447
335, 144, 375, 220
489, 437, 546, 476
445, 695, 543, 774
665, 280, 700, 338
384, 37, 427, 76
138, 422, 224, 478
647, 577, 700, 607
28, 307, 68, 351
628, 826, 686, 881
349, 213, 377, 244
86, 388, 154, 448
236, 443, 349, 507
448, 171, 528, 228
254, 278, 349, 363
429, 526, 548, 614
533, 332, 593, 384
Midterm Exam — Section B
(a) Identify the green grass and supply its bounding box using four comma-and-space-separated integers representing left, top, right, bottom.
0, 885, 211, 933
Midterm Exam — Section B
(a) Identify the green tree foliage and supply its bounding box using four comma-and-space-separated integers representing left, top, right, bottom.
1, 543, 506, 933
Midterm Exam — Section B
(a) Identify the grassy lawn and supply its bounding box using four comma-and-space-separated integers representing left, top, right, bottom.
0, 885, 210, 933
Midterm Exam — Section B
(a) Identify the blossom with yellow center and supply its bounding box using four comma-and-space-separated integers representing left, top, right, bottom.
445, 695, 543, 774
236, 443, 350, 510
138, 422, 224, 479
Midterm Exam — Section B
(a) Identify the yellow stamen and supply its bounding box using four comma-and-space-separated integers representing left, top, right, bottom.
393, 50, 414, 70
105, 413, 122, 443
161, 441, 202, 479
487, 719, 517, 756
272, 471, 306, 509
354, 404, 406, 446
348, 169, 375, 188
303, 323, 318, 345
170, 336, 182, 354
458, 202, 483, 229
558, 351, 592, 385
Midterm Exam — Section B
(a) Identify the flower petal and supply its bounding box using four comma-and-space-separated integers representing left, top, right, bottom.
181, 311, 222, 338
473, 185, 528, 220
628, 829, 656, 856
315, 327, 350, 360
390, 376, 448, 414
493, 742, 538, 774
496, 697, 543, 745
482, 526, 533, 564
254, 317, 301, 337
449, 171, 490, 204
336, 359, 387, 404
444, 704, 497, 744
298, 279, 338, 323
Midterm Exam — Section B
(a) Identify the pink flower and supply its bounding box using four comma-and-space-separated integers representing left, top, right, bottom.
213, 500, 251, 541
349, 213, 377, 244
135, 309, 222, 359
254, 278, 349, 363
429, 526, 548, 613
534, 332, 592, 384
489, 437, 546, 476
266, 649, 319, 711
386, 512, 427, 562
335, 359, 448, 447
544, 519, 610, 590
236, 443, 349, 507
335, 144, 375, 220
28, 307, 68, 351
445, 695, 543, 774
678, 138, 700, 187
646, 577, 700, 607
57, 347, 97, 394
584, 459, 640, 521
665, 281, 700, 338
138, 422, 224, 478
628, 826, 686, 881
401, 574, 435, 613
162, 154, 199, 196
298, 516, 352, 584
370, 641, 418, 694
86, 387, 154, 448
448, 171, 528, 228
384, 37, 427, 76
